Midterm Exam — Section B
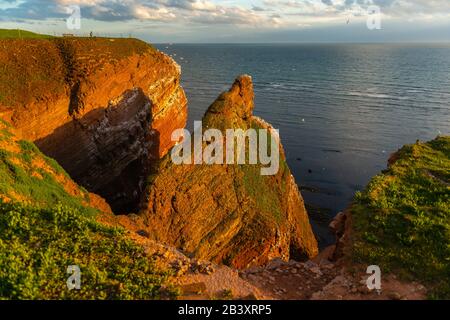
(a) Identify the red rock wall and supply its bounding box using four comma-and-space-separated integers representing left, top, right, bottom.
140, 75, 318, 268
0, 38, 187, 213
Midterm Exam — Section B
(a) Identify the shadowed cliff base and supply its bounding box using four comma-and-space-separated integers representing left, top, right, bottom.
35, 88, 159, 213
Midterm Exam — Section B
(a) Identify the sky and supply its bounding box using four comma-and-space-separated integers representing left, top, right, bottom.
0, 0, 449, 43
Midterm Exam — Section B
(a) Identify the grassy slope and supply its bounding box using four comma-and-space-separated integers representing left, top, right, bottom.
0, 121, 177, 299
0, 29, 53, 39
351, 136, 450, 299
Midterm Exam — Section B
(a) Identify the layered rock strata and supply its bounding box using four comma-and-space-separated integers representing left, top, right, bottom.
139, 75, 318, 268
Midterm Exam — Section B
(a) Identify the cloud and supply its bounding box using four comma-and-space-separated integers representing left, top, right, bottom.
252, 5, 267, 12
1, 0, 449, 29
264, 0, 450, 17
0, 0, 279, 26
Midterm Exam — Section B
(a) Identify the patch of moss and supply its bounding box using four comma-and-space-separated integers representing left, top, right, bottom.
241, 164, 283, 224
0, 119, 12, 128
351, 136, 450, 299
0, 128, 13, 142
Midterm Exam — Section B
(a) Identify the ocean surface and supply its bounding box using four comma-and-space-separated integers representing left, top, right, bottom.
155, 43, 450, 247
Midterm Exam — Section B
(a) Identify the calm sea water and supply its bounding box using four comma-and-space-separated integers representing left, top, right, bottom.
156, 43, 450, 246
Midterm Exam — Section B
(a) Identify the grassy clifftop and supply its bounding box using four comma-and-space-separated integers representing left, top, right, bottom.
351, 136, 450, 299
0, 29, 53, 39
0, 120, 177, 299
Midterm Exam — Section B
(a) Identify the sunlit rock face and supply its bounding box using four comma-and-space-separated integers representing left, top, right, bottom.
0, 38, 187, 213
139, 75, 318, 269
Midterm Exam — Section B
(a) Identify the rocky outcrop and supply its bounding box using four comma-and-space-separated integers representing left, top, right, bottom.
0, 38, 187, 213
139, 75, 318, 269
328, 210, 352, 261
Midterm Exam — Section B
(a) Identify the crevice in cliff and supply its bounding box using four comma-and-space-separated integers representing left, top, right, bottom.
35, 88, 158, 214
55, 38, 86, 116
68, 81, 82, 116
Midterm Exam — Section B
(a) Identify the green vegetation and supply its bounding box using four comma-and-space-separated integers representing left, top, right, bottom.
241, 163, 283, 224
0, 127, 90, 210
0, 124, 177, 299
221, 289, 234, 300
351, 136, 450, 299
239, 119, 290, 224
0, 200, 177, 299
0, 29, 53, 39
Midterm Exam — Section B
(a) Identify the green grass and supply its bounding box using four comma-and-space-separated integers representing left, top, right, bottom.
0, 200, 178, 299
351, 136, 450, 299
0, 29, 53, 39
0, 132, 89, 210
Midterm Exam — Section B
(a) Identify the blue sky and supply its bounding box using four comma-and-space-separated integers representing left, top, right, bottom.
0, 0, 449, 42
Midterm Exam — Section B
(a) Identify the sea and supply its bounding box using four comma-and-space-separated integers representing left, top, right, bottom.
155, 43, 450, 247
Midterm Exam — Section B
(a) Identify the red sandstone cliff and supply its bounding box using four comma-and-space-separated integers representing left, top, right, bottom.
0, 38, 187, 212
0, 39, 317, 270
139, 75, 318, 269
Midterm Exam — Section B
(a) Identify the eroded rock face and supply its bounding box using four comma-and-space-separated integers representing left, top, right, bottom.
0, 38, 187, 213
140, 75, 318, 269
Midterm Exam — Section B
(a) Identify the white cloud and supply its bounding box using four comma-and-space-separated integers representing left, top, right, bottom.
1, 0, 449, 28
